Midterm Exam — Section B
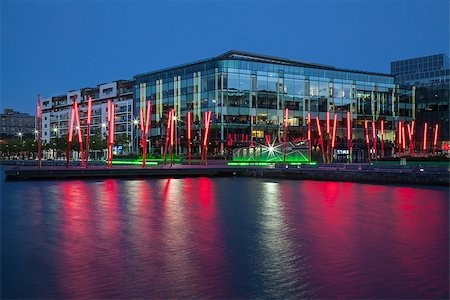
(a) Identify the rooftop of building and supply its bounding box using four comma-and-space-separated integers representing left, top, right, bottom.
391, 53, 449, 65
1, 109, 33, 116
135, 50, 392, 78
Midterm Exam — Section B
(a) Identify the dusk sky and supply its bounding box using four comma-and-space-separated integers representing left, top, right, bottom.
1, 0, 449, 115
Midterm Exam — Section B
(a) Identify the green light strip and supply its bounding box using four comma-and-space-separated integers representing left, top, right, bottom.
111, 160, 159, 166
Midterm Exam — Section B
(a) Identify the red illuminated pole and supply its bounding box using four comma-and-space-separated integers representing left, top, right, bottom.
411, 120, 415, 156
202, 111, 212, 164
187, 112, 192, 165
347, 111, 352, 163
402, 123, 406, 156
407, 123, 413, 156
37, 95, 42, 168
283, 108, 288, 163
330, 114, 337, 163
423, 122, 428, 156
364, 120, 370, 163
140, 108, 145, 166
74, 101, 85, 167
85, 96, 92, 168
307, 113, 311, 161
380, 120, 385, 158
170, 109, 174, 166
326, 111, 330, 163
107, 100, 112, 167
397, 121, 402, 157
163, 110, 172, 166
372, 121, 377, 160
141, 100, 152, 167
316, 117, 326, 164
433, 123, 439, 154
66, 102, 75, 168
109, 102, 115, 167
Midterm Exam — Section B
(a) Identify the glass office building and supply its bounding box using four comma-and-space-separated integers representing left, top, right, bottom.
391, 54, 449, 146
134, 50, 414, 157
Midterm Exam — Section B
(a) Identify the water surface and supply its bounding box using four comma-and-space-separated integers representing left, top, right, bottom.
1, 174, 448, 298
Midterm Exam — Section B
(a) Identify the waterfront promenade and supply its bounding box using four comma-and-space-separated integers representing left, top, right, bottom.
3, 161, 449, 186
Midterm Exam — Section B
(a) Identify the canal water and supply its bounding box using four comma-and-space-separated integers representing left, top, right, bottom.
1, 173, 448, 298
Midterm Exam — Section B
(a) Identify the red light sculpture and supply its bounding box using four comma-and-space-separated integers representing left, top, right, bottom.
66, 96, 85, 168
380, 120, 384, 158
316, 116, 326, 163
201, 111, 212, 164
107, 100, 115, 167
284, 108, 288, 162
140, 100, 152, 167
423, 122, 428, 155
398, 121, 403, 156
433, 124, 439, 154
163, 110, 173, 166
85, 96, 92, 167
330, 114, 337, 163
37, 95, 42, 168
372, 121, 377, 160
187, 111, 192, 165
307, 113, 311, 161
326, 111, 330, 163
170, 109, 174, 166
364, 120, 370, 162
347, 111, 352, 163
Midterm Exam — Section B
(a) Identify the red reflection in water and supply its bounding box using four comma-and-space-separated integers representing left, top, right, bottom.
58, 181, 98, 298
293, 181, 448, 298
392, 187, 449, 298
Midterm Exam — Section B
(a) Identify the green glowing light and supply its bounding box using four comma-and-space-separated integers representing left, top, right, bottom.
227, 162, 272, 166
111, 160, 159, 166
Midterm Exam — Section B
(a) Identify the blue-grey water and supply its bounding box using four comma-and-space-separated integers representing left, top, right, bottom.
1, 171, 449, 299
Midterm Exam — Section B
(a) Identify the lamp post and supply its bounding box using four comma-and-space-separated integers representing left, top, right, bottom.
18, 132, 23, 143
133, 119, 139, 154
172, 115, 178, 156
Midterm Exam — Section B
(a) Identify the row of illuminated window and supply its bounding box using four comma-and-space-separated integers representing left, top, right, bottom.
137, 59, 394, 85
136, 77, 396, 100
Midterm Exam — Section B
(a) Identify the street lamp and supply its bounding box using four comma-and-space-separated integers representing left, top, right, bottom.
132, 119, 139, 154
172, 115, 179, 155
18, 132, 23, 143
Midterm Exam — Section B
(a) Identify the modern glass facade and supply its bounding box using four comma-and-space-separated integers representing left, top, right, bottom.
135, 51, 414, 157
392, 54, 450, 145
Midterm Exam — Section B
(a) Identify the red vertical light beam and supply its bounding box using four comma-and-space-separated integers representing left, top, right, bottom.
380, 120, 385, 158
74, 101, 85, 167
170, 109, 174, 166
139, 108, 145, 166
411, 120, 415, 155
423, 122, 427, 155
331, 114, 337, 163
316, 116, 326, 163
326, 111, 330, 163
402, 123, 406, 154
307, 113, 311, 162
109, 103, 115, 167
85, 96, 92, 167
398, 121, 402, 156
107, 100, 111, 167
433, 123, 439, 154
66, 102, 76, 168
163, 110, 172, 166
187, 111, 191, 165
372, 121, 377, 160
347, 111, 352, 163
407, 123, 413, 156
202, 111, 212, 164
364, 120, 370, 162
37, 95, 42, 168
283, 108, 288, 162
